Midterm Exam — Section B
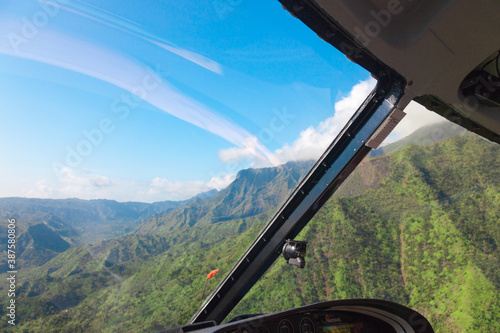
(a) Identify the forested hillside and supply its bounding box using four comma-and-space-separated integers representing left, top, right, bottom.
0, 132, 498, 332
0, 197, 190, 246
231, 135, 500, 333
0, 195, 214, 269
137, 161, 313, 234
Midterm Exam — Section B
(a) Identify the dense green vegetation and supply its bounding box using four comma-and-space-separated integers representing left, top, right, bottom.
137, 161, 313, 234
0, 194, 217, 269
231, 135, 500, 333
369, 121, 466, 157
0, 128, 498, 332
0, 196, 195, 246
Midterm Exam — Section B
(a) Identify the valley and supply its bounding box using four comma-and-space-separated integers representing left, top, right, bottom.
0, 124, 498, 332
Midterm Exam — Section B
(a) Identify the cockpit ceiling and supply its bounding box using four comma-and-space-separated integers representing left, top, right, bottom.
310, 0, 500, 141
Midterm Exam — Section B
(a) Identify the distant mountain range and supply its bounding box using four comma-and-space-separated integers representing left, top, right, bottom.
0, 198, 181, 241
0, 192, 218, 269
0, 122, 498, 332
0, 189, 219, 235
137, 160, 313, 234
0, 122, 477, 270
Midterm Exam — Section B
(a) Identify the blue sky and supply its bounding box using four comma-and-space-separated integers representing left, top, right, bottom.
1, 0, 442, 202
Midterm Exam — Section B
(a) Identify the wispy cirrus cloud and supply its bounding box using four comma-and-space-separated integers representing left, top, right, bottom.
53, 0, 223, 74
0, 15, 277, 165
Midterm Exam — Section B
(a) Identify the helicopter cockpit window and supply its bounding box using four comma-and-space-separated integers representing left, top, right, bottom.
0, 0, 375, 330
1, 0, 497, 332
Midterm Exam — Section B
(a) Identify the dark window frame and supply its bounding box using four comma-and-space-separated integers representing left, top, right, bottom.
189, 0, 407, 324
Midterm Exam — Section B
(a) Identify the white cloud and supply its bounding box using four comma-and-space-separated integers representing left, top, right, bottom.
217, 77, 377, 165
216, 78, 447, 166
51, 1, 224, 74
145, 173, 236, 201
147, 178, 204, 198
334, 78, 376, 121
147, 177, 212, 200
0, 20, 276, 166
24, 168, 113, 199
208, 173, 236, 191
382, 101, 446, 145
218, 146, 255, 163
144, 173, 236, 201
91, 175, 112, 187
60, 168, 112, 187
21, 167, 235, 203
218, 135, 271, 163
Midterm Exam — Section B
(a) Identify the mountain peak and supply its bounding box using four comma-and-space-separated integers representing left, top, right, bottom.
371, 121, 468, 157
138, 160, 315, 234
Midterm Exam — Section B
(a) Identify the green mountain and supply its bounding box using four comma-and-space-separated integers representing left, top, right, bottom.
0, 195, 215, 269
0, 131, 498, 333
3, 223, 73, 271
370, 121, 468, 157
0, 198, 186, 244
231, 135, 500, 333
137, 161, 313, 234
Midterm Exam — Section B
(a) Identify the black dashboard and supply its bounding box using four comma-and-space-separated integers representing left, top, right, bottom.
161, 299, 434, 333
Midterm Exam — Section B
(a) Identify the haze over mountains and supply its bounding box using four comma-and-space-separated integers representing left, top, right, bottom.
0, 122, 467, 245
370, 121, 468, 157
0, 161, 311, 270
137, 160, 313, 234
0, 122, 498, 332
0, 194, 211, 246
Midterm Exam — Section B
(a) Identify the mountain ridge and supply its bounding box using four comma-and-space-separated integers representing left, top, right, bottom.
370, 121, 468, 157
137, 160, 314, 234
1, 134, 497, 332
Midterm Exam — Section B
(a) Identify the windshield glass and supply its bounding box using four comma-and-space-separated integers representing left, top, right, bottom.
0, 0, 372, 202
3, 1, 497, 332
0, 0, 374, 330
227, 102, 500, 331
